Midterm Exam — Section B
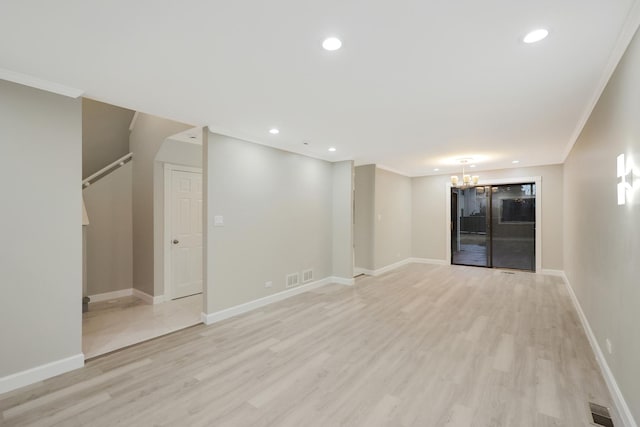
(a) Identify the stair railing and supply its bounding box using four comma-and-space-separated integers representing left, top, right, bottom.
82, 152, 133, 188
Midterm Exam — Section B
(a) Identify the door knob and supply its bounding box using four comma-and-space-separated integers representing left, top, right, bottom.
172, 239, 179, 245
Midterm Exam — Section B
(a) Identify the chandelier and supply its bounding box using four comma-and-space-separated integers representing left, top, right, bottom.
450, 158, 479, 188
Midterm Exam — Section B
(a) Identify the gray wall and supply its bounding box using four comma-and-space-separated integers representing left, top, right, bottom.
0, 81, 82, 378
205, 133, 334, 312
412, 164, 564, 270
83, 163, 133, 295
564, 25, 640, 422
374, 168, 412, 269
129, 113, 192, 296
82, 98, 134, 179
354, 165, 375, 270
332, 161, 354, 279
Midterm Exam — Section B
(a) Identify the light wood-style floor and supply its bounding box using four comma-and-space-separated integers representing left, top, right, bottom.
1, 264, 617, 426
83, 294, 202, 358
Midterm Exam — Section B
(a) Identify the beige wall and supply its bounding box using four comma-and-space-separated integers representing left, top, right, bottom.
354, 165, 375, 270
83, 163, 133, 296
411, 174, 447, 261
564, 25, 640, 423
332, 161, 354, 279
0, 81, 82, 383
374, 168, 412, 269
412, 164, 563, 270
205, 133, 334, 312
129, 113, 192, 296
82, 98, 134, 179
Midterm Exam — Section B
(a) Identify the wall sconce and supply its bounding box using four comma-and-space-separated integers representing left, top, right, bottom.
617, 153, 634, 205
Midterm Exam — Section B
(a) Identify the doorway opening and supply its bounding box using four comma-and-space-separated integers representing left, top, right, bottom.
81, 100, 204, 358
451, 183, 536, 271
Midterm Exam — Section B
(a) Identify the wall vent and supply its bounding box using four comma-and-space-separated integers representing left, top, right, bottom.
286, 273, 300, 289
302, 269, 313, 283
589, 402, 614, 427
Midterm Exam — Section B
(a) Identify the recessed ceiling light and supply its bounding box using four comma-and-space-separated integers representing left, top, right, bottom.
434, 168, 440, 172
328, 147, 337, 152
523, 29, 549, 44
470, 164, 476, 168
322, 37, 342, 51
512, 160, 520, 164
269, 128, 280, 135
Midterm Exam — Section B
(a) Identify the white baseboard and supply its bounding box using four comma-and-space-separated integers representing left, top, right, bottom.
0, 354, 84, 395
373, 259, 412, 276
354, 267, 374, 276
88, 288, 166, 305
132, 289, 165, 305
88, 288, 133, 303
202, 277, 334, 325
561, 273, 637, 427
330, 276, 355, 286
408, 257, 448, 266
539, 269, 565, 277
355, 258, 446, 278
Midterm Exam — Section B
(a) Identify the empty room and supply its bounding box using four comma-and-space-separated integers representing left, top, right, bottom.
1, 1, 639, 426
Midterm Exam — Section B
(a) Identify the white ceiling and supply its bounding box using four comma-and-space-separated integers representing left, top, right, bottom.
1, 0, 639, 176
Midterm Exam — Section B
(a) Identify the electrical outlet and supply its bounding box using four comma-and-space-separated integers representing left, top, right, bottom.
606, 338, 613, 355
264, 281, 272, 288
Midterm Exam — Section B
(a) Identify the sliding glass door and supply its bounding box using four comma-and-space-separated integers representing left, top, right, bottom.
451, 187, 490, 267
451, 183, 535, 271
491, 184, 536, 271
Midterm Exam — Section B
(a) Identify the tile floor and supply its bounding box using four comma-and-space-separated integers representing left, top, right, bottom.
82, 293, 202, 359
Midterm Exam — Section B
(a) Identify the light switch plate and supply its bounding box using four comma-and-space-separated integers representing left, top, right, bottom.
214, 215, 224, 226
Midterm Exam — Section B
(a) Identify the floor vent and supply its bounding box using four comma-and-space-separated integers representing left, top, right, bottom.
302, 269, 313, 283
286, 273, 300, 289
589, 402, 614, 427
500, 271, 516, 275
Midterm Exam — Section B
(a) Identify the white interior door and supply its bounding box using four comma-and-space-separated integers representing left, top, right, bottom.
170, 169, 203, 299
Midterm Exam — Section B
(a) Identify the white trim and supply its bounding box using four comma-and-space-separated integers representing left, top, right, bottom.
371, 259, 412, 276
0, 354, 84, 395
355, 258, 445, 277
353, 267, 371, 276
355, 259, 411, 277
539, 269, 565, 277
563, 1, 640, 161
163, 163, 204, 301
375, 164, 411, 178
202, 277, 334, 325
561, 273, 637, 427
129, 111, 139, 132
132, 288, 166, 305
89, 288, 167, 305
0, 68, 84, 98
445, 176, 542, 273
408, 257, 448, 265
88, 288, 133, 303
330, 276, 355, 286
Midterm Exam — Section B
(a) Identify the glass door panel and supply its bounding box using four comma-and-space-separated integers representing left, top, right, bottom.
490, 183, 536, 271
451, 187, 490, 267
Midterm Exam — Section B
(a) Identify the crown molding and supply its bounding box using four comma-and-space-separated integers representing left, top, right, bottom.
0, 68, 84, 98
563, 0, 640, 161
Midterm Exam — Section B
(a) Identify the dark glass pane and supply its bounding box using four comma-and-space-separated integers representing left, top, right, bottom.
451, 187, 489, 267
491, 183, 536, 271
